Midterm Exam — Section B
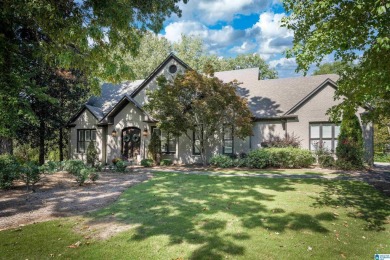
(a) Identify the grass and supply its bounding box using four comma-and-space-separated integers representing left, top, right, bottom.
208, 168, 329, 176
1, 172, 389, 259
374, 153, 390, 163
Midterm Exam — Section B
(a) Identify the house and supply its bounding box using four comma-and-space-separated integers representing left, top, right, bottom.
67, 53, 373, 165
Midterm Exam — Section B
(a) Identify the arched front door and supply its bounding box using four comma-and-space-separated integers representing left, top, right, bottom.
121, 127, 141, 160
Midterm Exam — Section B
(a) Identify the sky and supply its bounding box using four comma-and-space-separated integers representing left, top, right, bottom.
159, 0, 320, 78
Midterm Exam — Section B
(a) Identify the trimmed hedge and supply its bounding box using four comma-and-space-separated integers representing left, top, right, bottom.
209, 148, 315, 169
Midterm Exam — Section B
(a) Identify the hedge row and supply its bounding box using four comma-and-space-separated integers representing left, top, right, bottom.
209, 148, 315, 169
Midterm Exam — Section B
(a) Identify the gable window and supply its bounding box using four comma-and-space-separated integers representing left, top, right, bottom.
223, 125, 234, 154
309, 123, 340, 152
77, 129, 96, 153
193, 125, 203, 155
161, 131, 176, 154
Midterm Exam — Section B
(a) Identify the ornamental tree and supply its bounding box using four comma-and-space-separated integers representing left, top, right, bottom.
144, 68, 253, 165
282, 0, 390, 122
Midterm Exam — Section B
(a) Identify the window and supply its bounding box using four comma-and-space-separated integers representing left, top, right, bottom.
77, 129, 96, 153
161, 131, 176, 154
309, 123, 340, 152
193, 125, 203, 155
151, 127, 176, 154
169, 64, 177, 74
223, 125, 234, 154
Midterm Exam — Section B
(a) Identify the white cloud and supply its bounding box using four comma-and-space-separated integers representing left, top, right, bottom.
174, 0, 272, 25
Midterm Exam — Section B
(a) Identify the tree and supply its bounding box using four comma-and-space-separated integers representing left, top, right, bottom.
282, 0, 390, 122
220, 54, 278, 79
313, 61, 350, 76
336, 112, 364, 169
144, 68, 253, 165
148, 130, 162, 165
0, 0, 186, 154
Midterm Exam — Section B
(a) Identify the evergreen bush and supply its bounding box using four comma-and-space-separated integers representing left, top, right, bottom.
209, 155, 234, 168
160, 159, 173, 166
141, 159, 154, 167
86, 141, 98, 167
0, 154, 20, 189
336, 113, 364, 169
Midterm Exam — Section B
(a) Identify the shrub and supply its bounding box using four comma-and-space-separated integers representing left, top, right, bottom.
160, 159, 173, 166
20, 162, 42, 190
89, 172, 99, 182
40, 161, 61, 174
87, 141, 98, 167
0, 154, 20, 189
209, 155, 234, 168
318, 154, 335, 168
63, 160, 85, 175
141, 159, 154, 167
261, 133, 302, 148
246, 149, 271, 168
112, 157, 121, 165
245, 148, 315, 169
76, 168, 92, 185
336, 112, 364, 170
115, 160, 127, 172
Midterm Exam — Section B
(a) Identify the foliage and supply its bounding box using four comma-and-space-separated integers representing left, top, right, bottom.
261, 133, 302, 148
112, 158, 121, 165
13, 144, 39, 164
40, 161, 63, 174
86, 141, 98, 167
115, 160, 128, 173
145, 68, 253, 165
63, 160, 86, 176
336, 113, 364, 169
76, 168, 92, 186
374, 117, 390, 154
0, 0, 186, 150
374, 153, 390, 163
244, 148, 315, 169
282, 0, 390, 122
0, 154, 20, 189
89, 172, 100, 182
160, 159, 173, 166
141, 159, 154, 167
318, 154, 336, 168
209, 155, 235, 168
313, 61, 350, 76
124, 34, 277, 80
267, 148, 315, 168
20, 162, 42, 190
148, 130, 162, 165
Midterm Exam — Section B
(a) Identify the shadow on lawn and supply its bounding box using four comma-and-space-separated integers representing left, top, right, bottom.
312, 180, 390, 231
91, 174, 336, 259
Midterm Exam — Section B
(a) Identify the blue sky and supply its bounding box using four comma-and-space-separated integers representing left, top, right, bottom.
159, 0, 321, 78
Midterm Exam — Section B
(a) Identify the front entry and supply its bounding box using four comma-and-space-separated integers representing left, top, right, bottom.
121, 127, 141, 160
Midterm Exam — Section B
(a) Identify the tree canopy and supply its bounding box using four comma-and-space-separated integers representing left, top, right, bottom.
0, 0, 186, 153
124, 33, 278, 80
144, 68, 253, 165
312, 61, 350, 76
282, 0, 390, 121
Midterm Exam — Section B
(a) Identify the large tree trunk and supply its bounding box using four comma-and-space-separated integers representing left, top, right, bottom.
39, 120, 45, 165
59, 127, 64, 161
0, 137, 13, 155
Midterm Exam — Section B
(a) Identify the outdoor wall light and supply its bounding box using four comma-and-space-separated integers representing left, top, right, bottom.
111, 130, 117, 137
142, 127, 148, 137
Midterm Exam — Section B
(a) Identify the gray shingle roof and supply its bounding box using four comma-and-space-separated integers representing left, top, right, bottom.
85, 80, 144, 120
215, 68, 339, 117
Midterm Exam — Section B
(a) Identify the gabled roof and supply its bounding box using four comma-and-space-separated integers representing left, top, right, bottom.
215, 69, 339, 118
100, 94, 156, 123
130, 52, 191, 98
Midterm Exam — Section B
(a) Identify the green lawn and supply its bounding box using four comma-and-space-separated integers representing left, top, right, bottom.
208, 168, 329, 176
1, 172, 389, 259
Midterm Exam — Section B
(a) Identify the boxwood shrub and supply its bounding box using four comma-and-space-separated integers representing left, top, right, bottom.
160, 159, 173, 166
209, 155, 234, 168
141, 159, 154, 167
209, 148, 315, 169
